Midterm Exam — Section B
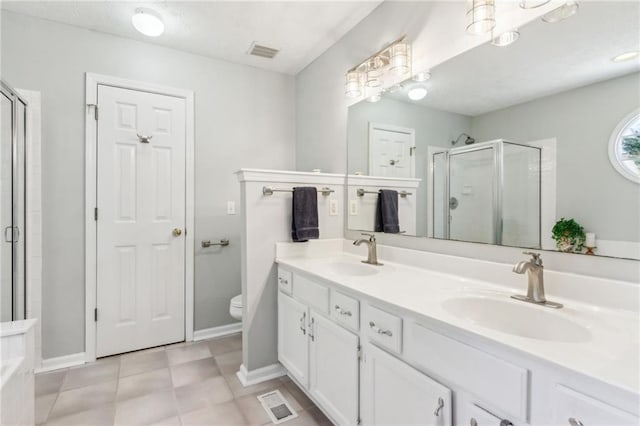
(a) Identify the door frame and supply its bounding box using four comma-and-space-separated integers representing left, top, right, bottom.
368, 122, 416, 177
84, 73, 195, 362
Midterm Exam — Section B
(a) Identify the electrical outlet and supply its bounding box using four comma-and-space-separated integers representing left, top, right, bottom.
349, 200, 358, 216
227, 201, 236, 215
329, 200, 338, 216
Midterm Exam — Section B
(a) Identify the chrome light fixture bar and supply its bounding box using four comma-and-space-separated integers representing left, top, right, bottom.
344, 36, 411, 99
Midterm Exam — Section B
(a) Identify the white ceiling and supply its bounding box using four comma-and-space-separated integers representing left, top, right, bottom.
388, 1, 640, 116
1, 1, 382, 75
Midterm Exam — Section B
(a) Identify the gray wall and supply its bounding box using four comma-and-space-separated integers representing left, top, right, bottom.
472, 72, 640, 243
347, 97, 471, 235
1, 11, 296, 358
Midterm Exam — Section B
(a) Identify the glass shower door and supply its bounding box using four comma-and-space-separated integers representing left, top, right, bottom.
448, 145, 497, 244
1, 82, 26, 322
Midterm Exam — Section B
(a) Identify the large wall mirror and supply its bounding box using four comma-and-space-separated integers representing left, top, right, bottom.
347, 1, 640, 260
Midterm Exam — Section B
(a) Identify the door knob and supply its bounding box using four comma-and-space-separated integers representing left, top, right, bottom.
172, 228, 183, 237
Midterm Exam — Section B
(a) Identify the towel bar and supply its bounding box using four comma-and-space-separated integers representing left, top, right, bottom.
202, 239, 230, 248
262, 186, 334, 196
356, 188, 412, 198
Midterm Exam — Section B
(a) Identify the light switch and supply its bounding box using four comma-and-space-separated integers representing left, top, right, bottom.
329, 200, 339, 216
227, 201, 236, 215
349, 200, 358, 216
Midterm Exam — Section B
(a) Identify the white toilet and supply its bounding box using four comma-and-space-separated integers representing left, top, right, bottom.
229, 294, 243, 321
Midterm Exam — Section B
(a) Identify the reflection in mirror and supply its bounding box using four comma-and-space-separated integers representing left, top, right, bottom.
347, 1, 640, 259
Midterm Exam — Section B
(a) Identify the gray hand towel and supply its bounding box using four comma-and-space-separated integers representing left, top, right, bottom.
375, 189, 400, 233
291, 187, 319, 242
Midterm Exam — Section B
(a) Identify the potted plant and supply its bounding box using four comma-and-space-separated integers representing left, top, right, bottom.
551, 218, 586, 252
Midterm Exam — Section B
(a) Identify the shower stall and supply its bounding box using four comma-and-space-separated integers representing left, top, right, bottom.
432, 139, 541, 248
1, 81, 27, 322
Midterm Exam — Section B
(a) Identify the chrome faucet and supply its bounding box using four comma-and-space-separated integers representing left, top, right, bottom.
353, 233, 382, 266
511, 252, 562, 308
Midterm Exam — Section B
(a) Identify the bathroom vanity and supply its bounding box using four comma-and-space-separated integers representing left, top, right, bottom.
275, 240, 639, 426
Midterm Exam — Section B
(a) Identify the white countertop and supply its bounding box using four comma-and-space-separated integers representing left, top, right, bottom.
276, 251, 639, 395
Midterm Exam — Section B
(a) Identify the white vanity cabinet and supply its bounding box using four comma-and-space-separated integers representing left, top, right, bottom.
361, 343, 452, 426
550, 385, 639, 426
277, 274, 360, 425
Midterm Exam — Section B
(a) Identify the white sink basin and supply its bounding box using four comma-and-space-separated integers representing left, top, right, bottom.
442, 296, 592, 343
324, 261, 381, 277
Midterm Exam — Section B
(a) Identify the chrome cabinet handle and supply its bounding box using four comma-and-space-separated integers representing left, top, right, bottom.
369, 321, 392, 336
500, 420, 513, 426
279, 277, 289, 285
299, 312, 306, 335
137, 133, 153, 144
569, 418, 584, 426
309, 317, 315, 341
434, 397, 444, 416
4, 226, 18, 243
335, 305, 352, 317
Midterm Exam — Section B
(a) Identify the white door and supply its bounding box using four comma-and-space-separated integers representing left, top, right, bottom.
309, 311, 359, 426
361, 343, 452, 426
369, 123, 415, 178
278, 292, 309, 387
96, 85, 186, 357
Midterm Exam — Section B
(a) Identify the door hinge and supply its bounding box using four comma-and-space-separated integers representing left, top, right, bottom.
94, 308, 98, 322
94, 207, 98, 221
410, 146, 416, 156
88, 104, 98, 120
357, 417, 362, 425
357, 344, 362, 361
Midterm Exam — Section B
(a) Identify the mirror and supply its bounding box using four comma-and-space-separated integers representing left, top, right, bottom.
347, 1, 640, 259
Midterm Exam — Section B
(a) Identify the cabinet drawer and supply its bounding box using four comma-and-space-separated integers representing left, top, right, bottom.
330, 291, 360, 331
278, 269, 293, 295
552, 385, 638, 426
293, 273, 329, 314
405, 321, 528, 421
364, 304, 402, 354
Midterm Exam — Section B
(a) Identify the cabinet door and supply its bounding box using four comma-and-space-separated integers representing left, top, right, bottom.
278, 292, 309, 388
361, 343, 452, 426
309, 311, 359, 426
552, 385, 638, 426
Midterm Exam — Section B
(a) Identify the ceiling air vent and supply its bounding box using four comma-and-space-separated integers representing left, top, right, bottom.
248, 42, 279, 59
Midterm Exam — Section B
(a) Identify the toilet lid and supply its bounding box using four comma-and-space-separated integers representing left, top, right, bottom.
230, 295, 243, 308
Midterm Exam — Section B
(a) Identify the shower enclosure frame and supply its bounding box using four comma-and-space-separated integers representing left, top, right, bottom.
1, 79, 28, 322
431, 139, 542, 248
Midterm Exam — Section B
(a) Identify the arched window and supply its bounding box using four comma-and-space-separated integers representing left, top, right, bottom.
609, 109, 640, 184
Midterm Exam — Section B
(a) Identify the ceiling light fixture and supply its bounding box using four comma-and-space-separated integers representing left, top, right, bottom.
408, 85, 427, 101
612, 51, 639, 63
519, 0, 550, 8
542, 1, 579, 23
466, 0, 496, 35
343, 36, 411, 100
491, 30, 520, 47
413, 71, 431, 82
132, 8, 164, 37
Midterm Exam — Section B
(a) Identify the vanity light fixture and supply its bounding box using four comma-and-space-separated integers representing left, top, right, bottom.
612, 51, 639, 63
466, 0, 496, 35
407, 85, 427, 101
491, 30, 520, 47
366, 94, 381, 103
344, 36, 411, 99
132, 8, 164, 37
542, 1, 579, 23
345, 71, 363, 97
413, 71, 431, 82
519, 0, 550, 8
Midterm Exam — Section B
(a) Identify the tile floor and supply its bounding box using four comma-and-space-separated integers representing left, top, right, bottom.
35, 334, 332, 426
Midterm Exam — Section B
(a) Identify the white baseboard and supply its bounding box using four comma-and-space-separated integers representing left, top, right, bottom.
193, 322, 242, 342
237, 362, 286, 386
36, 352, 85, 373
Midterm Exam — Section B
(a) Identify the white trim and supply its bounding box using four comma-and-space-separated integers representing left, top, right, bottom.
37, 352, 85, 373
192, 323, 242, 342
236, 362, 286, 386
236, 168, 346, 185
84, 73, 195, 362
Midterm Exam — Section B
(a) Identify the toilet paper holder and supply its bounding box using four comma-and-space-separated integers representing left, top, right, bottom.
202, 239, 230, 248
